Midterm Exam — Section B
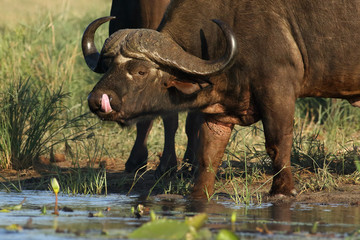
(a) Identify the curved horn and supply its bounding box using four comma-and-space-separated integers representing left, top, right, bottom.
82, 16, 115, 73
122, 19, 237, 77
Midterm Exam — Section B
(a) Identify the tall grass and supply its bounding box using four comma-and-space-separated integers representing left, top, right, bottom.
0, 5, 112, 170
0, 77, 94, 169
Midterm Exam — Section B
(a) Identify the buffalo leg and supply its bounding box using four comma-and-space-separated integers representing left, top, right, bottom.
191, 119, 233, 199
155, 114, 179, 177
260, 98, 297, 196
125, 120, 153, 172
183, 111, 202, 167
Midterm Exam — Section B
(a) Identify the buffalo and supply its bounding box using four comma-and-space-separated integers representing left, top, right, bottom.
83, 0, 360, 198
106, 0, 200, 176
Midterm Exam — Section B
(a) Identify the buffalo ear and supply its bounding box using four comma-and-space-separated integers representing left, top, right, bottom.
165, 79, 210, 95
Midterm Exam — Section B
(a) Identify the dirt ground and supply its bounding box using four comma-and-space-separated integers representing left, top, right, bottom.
1, 155, 360, 206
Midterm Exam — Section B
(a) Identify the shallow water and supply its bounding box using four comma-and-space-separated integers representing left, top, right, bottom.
0, 191, 359, 239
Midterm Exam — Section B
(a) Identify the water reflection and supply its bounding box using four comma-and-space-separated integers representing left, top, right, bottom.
0, 191, 360, 239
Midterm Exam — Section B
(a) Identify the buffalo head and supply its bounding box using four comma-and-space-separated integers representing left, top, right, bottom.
82, 16, 236, 126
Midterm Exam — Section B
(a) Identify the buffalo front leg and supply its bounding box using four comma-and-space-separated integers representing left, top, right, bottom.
125, 120, 153, 172
261, 99, 297, 196
155, 113, 179, 177
182, 111, 203, 169
191, 119, 233, 199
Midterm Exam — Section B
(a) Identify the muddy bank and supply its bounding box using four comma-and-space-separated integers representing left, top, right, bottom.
1, 156, 360, 206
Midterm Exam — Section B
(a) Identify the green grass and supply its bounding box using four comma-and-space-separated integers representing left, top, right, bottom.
0, 77, 94, 170
54, 167, 107, 195
0, 1, 359, 199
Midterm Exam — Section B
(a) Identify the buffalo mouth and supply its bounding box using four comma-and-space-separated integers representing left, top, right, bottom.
100, 94, 113, 113
89, 93, 165, 126
93, 107, 158, 127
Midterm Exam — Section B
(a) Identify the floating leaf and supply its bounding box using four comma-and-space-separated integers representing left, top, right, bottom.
216, 229, 239, 240
0, 209, 10, 213
89, 211, 104, 217
3, 197, 26, 211
9, 204, 23, 211
129, 219, 190, 240
6, 224, 23, 232
185, 213, 208, 230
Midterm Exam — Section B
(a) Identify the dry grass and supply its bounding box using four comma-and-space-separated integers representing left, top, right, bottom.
0, 0, 111, 28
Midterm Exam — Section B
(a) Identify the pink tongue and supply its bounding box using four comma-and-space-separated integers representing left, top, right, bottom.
101, 94, 112, 113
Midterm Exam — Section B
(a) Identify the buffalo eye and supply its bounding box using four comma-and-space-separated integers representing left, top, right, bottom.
134, 70, 148, 78
126, 60, 153, 78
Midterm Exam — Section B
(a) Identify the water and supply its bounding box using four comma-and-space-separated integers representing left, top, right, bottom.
0, 191, 360, 239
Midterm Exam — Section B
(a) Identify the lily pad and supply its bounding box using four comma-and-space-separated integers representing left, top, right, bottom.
216, 229, 239, 240
129, 219, 190, 239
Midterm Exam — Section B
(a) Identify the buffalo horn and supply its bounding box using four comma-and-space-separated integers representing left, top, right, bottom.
122, 19, 237, 77
81, 16, 115, 73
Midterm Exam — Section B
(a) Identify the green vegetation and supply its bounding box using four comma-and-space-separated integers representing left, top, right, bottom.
0, 0, 359, 200
55, 167, 107, 195
50, 177, 60, 215
0, 78, 92, 170
129, 212, 239, 240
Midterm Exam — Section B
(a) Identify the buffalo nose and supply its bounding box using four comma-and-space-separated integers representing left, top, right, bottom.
88, 92, 101, 113
88, 92, 113, 113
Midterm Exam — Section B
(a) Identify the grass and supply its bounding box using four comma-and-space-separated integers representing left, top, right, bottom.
55, 167, 107, 195
0, 0, 359, 199
0, 78, 94, 170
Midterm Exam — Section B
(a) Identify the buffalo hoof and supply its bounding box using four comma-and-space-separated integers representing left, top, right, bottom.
177, 162, 196, 179
154, 154, 177, 179
182, 149, 196, 166
125, 147, 148, 173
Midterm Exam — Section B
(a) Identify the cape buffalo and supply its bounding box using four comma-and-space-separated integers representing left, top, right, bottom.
106, 0, 200, 176
83, 0, 360, 198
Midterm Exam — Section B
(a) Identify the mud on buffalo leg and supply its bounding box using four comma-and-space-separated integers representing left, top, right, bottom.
155, 113, 179, 177
191, 118, 234, 199
260, 94, 297, 196
125, 120, 153, 172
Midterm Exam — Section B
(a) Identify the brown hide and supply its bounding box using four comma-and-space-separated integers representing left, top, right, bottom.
84, 0, 360, 198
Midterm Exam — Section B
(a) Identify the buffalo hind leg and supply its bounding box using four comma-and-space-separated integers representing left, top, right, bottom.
191, 118, 233, 199
125, 120, 153, 172
155, 114, 178, 177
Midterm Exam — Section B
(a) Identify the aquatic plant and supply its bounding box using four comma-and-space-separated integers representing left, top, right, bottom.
50, 177, 59, 215
0, 198, 25, 213
129, 213, 237, 240
54, 166, 107, 195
